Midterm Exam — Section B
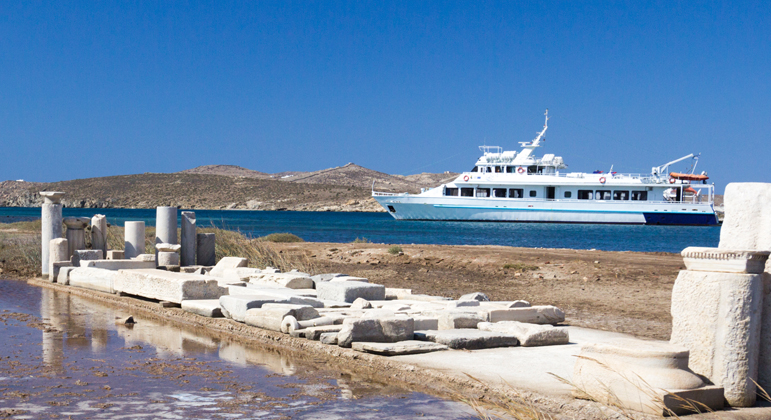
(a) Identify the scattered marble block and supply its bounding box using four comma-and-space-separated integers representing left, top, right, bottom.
670, 268, 763, 407
329, 275, 369, 283
320, 332, 338, 345
114, 269, 226, 305
219, 295, 290, 323
573, 339, 724, 416
51, 261, 72, 283
58, 266, 77, 285
508, 300, 531, 308
181, 299, 223, 318
337, 317, 414, 348
487, 305, 565, 324
352, 340, 448, 356
158, 251, 181, 267
215, 267, 263, 282
385, 288, 412, 300
413, 317, 439, 331
209, 257, 248, 277
249, 272, 314, 289
477, 321, 569, 347
316, 281, 386, 303
133, 254, 156, 262
681, 247, 770, 274
310, 273, 347, 283
106, 250, 125, 260
69, 267, 119, 294
244, 304, 317, 332
438, 311, 486, 330
71, 249, 103, 268
350, 298, 372, 310
48, 238, 69, 282
80, 259, 156, 270
459, 292, 489, 302
415, 329, 519, 350
293, 325, 343, 340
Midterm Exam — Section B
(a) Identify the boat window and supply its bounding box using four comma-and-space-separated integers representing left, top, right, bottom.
471, 167, 478, 173
493, 188, 507, 198
387, 205, 396, 213
613, 191, 629, 200
506, 166, 515, 173
527, 166, 538, 174
564, 191, 572, 198
460, 188, 474, 197
509, 188, 523, 198
444, 188, 459, 197
595, 190, 611, 200
495, 166, 502, 173
529, 190, 537, 198
631, 191, 648, 201
476, 188, 490, 198
578, 190, 593, 200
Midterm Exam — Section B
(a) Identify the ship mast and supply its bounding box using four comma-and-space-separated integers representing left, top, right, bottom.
514, 109, 548, 163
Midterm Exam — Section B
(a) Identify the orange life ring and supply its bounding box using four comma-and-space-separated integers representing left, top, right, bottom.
669, 177, 676, 184
463, 175, 470, 181
599, 177, 606, 184
517, 167, 525, 174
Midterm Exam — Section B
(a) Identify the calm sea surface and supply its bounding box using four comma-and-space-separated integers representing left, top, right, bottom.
0, 207, 719, 253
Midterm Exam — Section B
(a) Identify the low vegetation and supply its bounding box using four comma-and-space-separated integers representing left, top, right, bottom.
352, 237, 370, 243
502, 263, 539, 272
387, 245, 403, 255
258, 233, 304, 243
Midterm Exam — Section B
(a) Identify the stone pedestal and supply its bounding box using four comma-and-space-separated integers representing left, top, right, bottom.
197, 233, 216, 266
670, 248, 768, 407
91, 214, 108, 258
124, 221, 145, 259
40, 191, 65, 276
156, 243, 181, 268
63, 217, 90, 259
180, 211, 196, 266
573, 338, 724, 415
155, 206, 178, 247
48, 238, 69, 282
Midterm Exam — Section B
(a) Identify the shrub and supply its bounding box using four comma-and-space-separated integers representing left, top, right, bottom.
352, 237, 370, 243
503, 263, 539, 272
387, 245, 403, 255
259, 233, 304, 243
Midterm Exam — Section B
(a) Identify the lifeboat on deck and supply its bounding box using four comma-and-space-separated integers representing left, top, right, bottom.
669, 172, 709, 181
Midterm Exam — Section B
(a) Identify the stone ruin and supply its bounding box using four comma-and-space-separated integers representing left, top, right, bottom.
36, 183, 771, 416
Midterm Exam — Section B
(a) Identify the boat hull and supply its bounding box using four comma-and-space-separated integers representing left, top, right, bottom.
373, 196, 718, 225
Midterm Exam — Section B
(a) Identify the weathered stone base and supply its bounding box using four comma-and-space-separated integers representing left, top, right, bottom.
352, 340, 448, 356
114, 269, 226, 304
414, 329, 518, 350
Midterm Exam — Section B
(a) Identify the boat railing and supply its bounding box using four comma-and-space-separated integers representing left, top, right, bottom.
372, 191, 408, 197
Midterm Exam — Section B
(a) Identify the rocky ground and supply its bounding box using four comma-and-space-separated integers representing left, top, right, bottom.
273, 242, 682, 341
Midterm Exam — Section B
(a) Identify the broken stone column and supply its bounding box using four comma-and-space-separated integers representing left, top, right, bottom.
197, 233, 215, 266
717, 182, 771, 390
63, 217, 90, 259
670, 247, 768, 407
48, 238, 69, 282
124, 221, 145, 259
40, 191, 64, 276
180, 211, 196, 267
156, 243, 181, 268
91, 214, 108, 258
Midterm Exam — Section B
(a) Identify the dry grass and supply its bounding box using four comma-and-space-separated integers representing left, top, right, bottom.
258, 233, 304, 243
0, 221, 42, 278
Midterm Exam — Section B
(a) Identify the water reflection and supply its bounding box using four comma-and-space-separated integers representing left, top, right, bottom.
0, 280, 475, 419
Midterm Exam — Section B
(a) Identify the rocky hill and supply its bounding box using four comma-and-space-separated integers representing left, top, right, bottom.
0, 164, 457, 211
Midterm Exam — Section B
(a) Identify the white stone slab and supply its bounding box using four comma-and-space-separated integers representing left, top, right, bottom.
478, 321, 569, 347
248, 272, 314, 289
181, 299, 223, 318
219, 294, 290, 322
414, 329, 519, 350
209, 257, 248, 277
316, 281, 385, 303
487, 305, 565, 324
69, 267, 119, 294
352, 340, 448, 356
114, 269, 226, 304
80, 259, 157, 270
337, 317, 414, 348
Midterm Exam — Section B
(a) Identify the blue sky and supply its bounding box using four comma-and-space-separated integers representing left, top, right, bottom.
1, 1, 768, 193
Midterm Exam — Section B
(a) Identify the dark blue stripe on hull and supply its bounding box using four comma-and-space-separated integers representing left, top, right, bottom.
643, 213, 719, 225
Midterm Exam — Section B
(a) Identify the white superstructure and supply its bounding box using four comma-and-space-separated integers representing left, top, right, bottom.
373, 111, 718, 225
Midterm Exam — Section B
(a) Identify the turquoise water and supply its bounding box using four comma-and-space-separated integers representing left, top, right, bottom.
0, 207, 719, 253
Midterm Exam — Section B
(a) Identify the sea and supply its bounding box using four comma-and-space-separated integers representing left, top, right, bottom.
0, 207, 719, 253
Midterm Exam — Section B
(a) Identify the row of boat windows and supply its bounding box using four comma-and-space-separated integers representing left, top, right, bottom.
471, 166, 548, 174
444, 188, 649, 201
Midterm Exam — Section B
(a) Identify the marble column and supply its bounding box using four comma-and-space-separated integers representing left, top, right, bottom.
63, 217, 89, 259
155, 206, 178, 250
91, 214, 108, 258
197, 233, 215, 266
124, 221, 145, 259
40, 191, 65, 276
48, 238, 68, 282
180, 211, 196, 266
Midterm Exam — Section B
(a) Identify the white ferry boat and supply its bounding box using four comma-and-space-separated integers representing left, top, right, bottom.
372, 111, 718, 225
